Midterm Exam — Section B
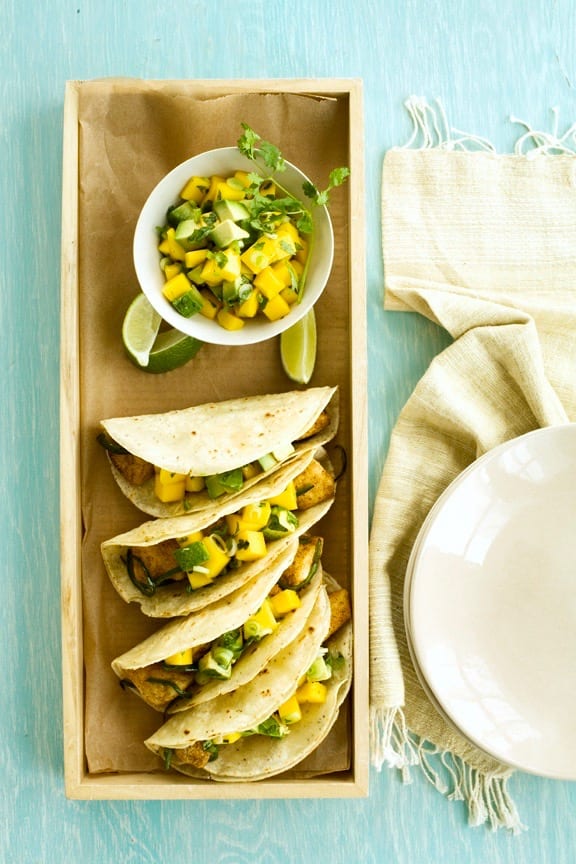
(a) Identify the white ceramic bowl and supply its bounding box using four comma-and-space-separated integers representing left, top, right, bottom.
133, 147, 334, 346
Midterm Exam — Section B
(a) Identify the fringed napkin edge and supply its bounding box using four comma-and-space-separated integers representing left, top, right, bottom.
369, 96, 576, 834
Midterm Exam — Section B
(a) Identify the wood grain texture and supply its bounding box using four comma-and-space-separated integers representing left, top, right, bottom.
2, 0, 576, 861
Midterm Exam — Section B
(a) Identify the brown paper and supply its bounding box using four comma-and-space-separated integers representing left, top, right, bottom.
76, 79, 353, 779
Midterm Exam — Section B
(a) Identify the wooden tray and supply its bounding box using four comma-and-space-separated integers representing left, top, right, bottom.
60, 77, 368, 799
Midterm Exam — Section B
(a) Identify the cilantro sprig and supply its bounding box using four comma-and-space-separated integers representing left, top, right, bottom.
302, 167, 351, 207
238, 124, 286, 173
237, 123, 349, 223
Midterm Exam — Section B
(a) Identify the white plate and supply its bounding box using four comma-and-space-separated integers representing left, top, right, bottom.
405, 424, 576, 780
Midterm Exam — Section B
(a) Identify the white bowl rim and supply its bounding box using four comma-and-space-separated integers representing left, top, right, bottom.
133, 146, 334, 346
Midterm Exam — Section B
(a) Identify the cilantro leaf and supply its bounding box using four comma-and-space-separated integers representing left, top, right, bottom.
236, 123, 349, 222
237, 124, 285, 172
237, 123, 261, 160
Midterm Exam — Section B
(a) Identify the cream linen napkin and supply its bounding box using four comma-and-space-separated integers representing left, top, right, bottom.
369, 99, 576, 832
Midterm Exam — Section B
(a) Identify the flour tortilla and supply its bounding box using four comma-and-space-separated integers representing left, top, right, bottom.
111, 564, 325, 713
145, 584, 331, 754
101, 386, 338, 517
100, 449, 335, 617
175, 566, 325, 711
202, 623, 352, 782
145, 603, 353, 782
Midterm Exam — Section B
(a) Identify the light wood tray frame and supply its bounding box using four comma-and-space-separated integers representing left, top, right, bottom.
60, 77, 368, 799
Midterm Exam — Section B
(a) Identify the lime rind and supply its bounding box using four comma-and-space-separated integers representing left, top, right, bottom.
122, 292, 202, 373
280, 308, 317, 385
146, 329, 203, 373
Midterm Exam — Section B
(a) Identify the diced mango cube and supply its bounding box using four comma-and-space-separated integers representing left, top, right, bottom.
296, 681, 328, 704
184, 248, 209, 269
278, 694, 302, 725
216, 179, 246, 201
164, 647, 193, 666
225, 512, 242, 535
260, 180, 276, 197
154, 472, 186, 502
178, 531, 204, 547
242, 462, 261, 481
240, 502, 272, 530
272, 235, 297, 261
254, 266, 285, 299
203, 175, 225, 203
157, 468, 187, 485
295, 237, 309, 264
198, 535, 230, 579
240, 237, 279, 274
271, 260, 295, 287
185, 475, 206, 492
165, 227, 187, 262
217, 308, 245, 331
266, 481, 298, 510
162, 272, 193, 302
201, 250, 241, 285
235, 530, 267, 561
276, 221, 300, 242
163, 262, 182, 281
197, 290, 220, 320
187, 570, 214, 590
233, 170, 252, 188
180, 175, 210, 203
226, 506, 270, 536
262, 293, 291, 321
269, 589, 301, 618
280, 287, 299, 306
237, 289, 260, 319
244, 598, 278, 636
218, 731, 243, 744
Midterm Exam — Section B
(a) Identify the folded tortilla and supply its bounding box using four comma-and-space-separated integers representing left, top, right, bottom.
100, 386, 338, 517
101, 449, 335, 617
111, 562, 325, 713
202, 623, 352, 782
144, 596, 352, 782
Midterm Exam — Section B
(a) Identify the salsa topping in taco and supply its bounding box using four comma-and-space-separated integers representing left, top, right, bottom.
121, 462, 334, 598
118, 539, 325, 713
98, 387, 338, 518
159, 595, 351, 771
100, 411, 330, 505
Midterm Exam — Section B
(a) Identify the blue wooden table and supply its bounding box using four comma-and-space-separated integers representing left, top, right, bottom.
3, 1, 575, 861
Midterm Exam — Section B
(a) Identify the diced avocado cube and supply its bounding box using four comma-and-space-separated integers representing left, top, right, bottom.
174, 218, 203, 245
209, 219, 250, 249
258, 453, 278, 472
213, 199, 251, 223
205, 467, 244, 499
168, 200, 199, 226
174, 541, 210, 571
171, 286, 204, 317
271, 442, 295, 462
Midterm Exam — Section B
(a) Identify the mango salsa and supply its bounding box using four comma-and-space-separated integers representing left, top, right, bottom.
156, 166, 312, 331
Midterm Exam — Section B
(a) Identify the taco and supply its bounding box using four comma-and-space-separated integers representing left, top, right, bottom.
144, 580, 352, 782
98, 386, 338, 517
111, 546, 325, 713
100, 450, 337, 618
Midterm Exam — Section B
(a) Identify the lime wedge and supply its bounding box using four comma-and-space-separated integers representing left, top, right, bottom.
122, 293, 162, 367
146, 328, 203, 373
122, 292, 203, 373
280, 308, 317, 385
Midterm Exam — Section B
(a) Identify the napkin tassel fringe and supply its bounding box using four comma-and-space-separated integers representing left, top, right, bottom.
401, 95, 576, 158
371, 706, 526, 833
